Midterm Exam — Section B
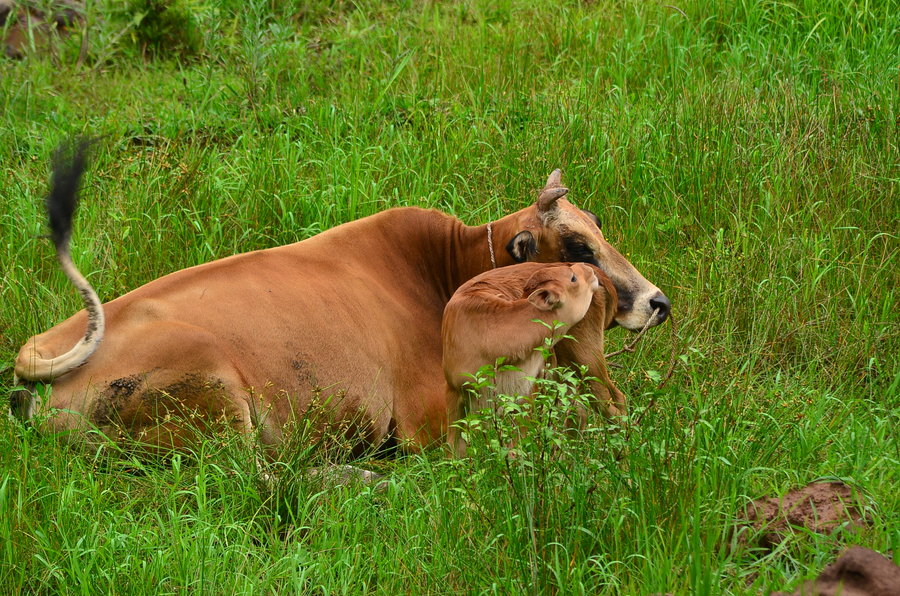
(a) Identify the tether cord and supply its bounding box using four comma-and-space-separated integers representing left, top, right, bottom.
487, 222, 496, 269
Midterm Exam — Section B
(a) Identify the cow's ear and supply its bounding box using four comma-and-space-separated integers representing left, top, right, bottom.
581, 209, 601, 228
528, 288, 561, 311
506, 231, 537, 263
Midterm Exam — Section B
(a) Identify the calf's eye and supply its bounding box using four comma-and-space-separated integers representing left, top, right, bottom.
571, 275, 577, 282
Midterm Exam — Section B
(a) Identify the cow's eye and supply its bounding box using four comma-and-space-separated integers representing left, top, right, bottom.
571, 275, 577, 283
567, 241, 595, 261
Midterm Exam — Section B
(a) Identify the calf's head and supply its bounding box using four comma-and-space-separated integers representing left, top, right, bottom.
506, 170, 670, 331
523, 263, 599, 326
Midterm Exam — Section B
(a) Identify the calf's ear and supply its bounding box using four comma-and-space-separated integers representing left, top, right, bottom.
528, 288, 561, 311
506, 231, 537, 263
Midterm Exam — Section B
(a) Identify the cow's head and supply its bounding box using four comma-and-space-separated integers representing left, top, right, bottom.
505, 170, 670, 331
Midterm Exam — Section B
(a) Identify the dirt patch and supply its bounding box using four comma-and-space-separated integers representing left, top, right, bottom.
290, 352, 319, 386
92, 374, 146, 426
147, 373, 227, 414
772, 546, 900, 596
742, 482, 866, 550
92, 372, 235, 434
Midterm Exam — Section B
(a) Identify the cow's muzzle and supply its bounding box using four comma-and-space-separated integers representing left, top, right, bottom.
649, 292, 671, 324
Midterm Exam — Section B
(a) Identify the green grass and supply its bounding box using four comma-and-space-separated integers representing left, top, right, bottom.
1, 0, 898, 593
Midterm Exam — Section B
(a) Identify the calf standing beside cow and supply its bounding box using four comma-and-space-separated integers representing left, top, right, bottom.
11, 141, 669, 456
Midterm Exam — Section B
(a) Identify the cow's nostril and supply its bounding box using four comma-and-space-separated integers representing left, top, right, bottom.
649, 293, 671, 323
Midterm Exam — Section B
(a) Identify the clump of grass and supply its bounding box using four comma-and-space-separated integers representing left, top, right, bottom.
125, 0, 202, 58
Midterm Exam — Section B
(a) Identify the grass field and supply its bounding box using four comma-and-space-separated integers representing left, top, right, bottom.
1, 0, 898, 593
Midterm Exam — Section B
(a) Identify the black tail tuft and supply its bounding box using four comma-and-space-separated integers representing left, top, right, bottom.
46, 138, 92, 251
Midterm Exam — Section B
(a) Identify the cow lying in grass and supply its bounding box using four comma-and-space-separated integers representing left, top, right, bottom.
442, 262, 622, 456
11, 141, 668, 454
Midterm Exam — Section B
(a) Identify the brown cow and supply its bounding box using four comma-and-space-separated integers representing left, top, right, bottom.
11, 142, 669, 453
442, 262, 608, 456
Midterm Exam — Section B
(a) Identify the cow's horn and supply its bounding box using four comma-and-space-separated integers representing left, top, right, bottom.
545, 169, 563, 189
537, 186, 568, 212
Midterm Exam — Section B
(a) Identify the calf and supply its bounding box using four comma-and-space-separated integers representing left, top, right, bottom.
442, 262, 621, 456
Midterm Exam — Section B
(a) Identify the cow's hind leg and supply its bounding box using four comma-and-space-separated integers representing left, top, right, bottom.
86, 323, 253, 454
103, 371, 251, 454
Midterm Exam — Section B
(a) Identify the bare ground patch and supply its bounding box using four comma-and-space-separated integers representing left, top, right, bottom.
772, 546, 900, 596
742, 481, 867, 550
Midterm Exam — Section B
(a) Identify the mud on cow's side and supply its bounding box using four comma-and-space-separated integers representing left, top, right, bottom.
11, 142, 670, 454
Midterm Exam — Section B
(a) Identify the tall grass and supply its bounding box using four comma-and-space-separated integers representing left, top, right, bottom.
1, 0, 897, 593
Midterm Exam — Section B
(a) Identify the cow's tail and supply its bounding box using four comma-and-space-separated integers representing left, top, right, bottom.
14, 139, 105, 381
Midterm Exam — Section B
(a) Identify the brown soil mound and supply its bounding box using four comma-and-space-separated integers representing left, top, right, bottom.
773, 546, 900, 596
744, 481, 866, 549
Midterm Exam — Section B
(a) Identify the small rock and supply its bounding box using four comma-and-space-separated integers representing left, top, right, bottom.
305, 464, 389, 493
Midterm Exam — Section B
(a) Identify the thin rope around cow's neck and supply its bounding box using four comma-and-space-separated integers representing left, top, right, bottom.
487, 221, 497, 269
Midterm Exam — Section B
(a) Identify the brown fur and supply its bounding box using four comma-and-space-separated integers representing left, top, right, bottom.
442, 262, 622, 456
14, 171, 663, 453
